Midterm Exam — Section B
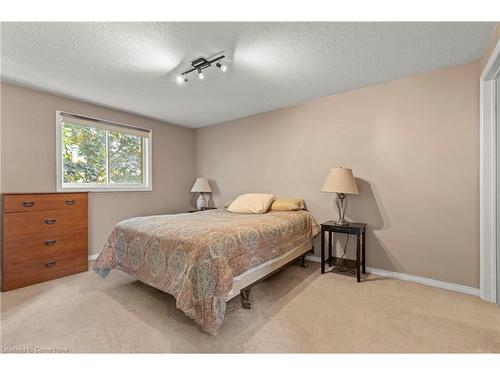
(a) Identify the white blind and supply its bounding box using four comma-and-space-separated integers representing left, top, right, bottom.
60, 112, 151, 138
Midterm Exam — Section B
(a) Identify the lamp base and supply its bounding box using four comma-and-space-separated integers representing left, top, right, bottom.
334, 193, 351, 226
334, 219, 350, 226
196, 193, 207, 210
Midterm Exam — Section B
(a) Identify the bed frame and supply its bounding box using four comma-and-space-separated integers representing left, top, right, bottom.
226, 239, 314, 308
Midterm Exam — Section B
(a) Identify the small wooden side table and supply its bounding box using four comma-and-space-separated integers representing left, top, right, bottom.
188, 207, 217, 213
320, 221, 366, 282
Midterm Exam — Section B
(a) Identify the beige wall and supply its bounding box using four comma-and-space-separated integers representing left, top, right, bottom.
196, 61, 480, 288
481, 23, 500, 71
0, 82, 196, 255
0, 61, 482, 288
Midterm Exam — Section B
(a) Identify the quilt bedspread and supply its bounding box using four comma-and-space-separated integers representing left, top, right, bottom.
94, 209, 319, 334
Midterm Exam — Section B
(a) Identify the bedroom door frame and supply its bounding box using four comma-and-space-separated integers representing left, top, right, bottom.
480, 39, 500, 304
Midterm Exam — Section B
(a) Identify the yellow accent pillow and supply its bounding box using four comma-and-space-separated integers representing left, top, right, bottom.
227, 193, 276, 214
270, 198, 306, 211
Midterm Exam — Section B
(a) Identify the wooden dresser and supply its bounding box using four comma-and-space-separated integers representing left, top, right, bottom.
1, 192, 88, 291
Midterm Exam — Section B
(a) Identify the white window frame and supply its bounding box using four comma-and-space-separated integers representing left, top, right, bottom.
56, 110, 153, 192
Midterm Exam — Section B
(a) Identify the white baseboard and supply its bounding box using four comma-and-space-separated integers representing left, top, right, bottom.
305, 255, 479, 297
88, 252, 479, 297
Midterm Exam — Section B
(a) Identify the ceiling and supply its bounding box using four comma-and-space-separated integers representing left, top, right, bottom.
0, 22, 494, 128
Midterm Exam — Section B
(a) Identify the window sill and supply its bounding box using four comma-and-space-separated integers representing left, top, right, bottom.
58, 186, 152, 193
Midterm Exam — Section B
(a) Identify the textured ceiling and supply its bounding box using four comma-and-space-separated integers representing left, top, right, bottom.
0, 22, 494, 128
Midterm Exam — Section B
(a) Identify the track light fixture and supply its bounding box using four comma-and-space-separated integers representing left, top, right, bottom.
177, 54, 227, 84
216, 62, 227, 72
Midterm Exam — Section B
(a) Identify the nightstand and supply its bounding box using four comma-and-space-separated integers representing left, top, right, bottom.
188, 207, 217, 213
320, 221, 366, 282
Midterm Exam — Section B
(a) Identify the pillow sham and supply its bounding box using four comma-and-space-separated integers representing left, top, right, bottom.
270, 198, 306, 211
227, 193, 276, 214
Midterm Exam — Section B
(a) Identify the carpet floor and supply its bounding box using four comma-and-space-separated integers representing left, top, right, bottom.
1, 262, 499, 353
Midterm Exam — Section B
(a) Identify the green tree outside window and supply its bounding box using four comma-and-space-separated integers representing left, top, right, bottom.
62, 121, 145, 185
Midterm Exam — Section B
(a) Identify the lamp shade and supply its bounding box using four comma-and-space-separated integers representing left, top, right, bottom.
321, 167, 359, 194
191, 178, 212, 193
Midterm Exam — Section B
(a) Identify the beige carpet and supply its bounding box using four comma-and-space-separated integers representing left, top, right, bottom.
1, 262, 499, 353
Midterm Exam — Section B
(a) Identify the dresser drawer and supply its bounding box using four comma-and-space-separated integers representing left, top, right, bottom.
3, 208, 87, 236
3, 193, 88, 213
2, 254, 88, 291
3, 228, 87, 264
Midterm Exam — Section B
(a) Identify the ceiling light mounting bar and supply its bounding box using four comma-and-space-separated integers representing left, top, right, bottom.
180, 55, 226, 76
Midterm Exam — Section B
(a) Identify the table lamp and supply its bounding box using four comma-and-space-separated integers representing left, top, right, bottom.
321, 167, 359, 225
191, 178, 212, 210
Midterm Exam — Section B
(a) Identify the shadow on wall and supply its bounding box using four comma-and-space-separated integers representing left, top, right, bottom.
345, 178, 402, 273
207, 179, 220, 208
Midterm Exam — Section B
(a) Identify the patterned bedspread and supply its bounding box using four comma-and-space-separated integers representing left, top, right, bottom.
94, 209, 319, 335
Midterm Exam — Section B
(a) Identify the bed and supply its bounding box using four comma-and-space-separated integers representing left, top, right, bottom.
94, 208, 319, 335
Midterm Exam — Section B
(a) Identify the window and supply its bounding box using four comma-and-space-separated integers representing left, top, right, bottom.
56, 111, 152, 191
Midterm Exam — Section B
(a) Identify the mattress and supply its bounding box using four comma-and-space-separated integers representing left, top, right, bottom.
94, 208, 319, 335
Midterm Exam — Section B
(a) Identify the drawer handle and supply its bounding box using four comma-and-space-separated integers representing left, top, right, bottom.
44, 260, 57, 268
45, 219, 56, 225
45, 240, 57, 246
65, 200, 76, 206
22, 201, 35, 207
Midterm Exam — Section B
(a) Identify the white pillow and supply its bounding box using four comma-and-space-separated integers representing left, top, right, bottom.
227, 193, 276, 214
